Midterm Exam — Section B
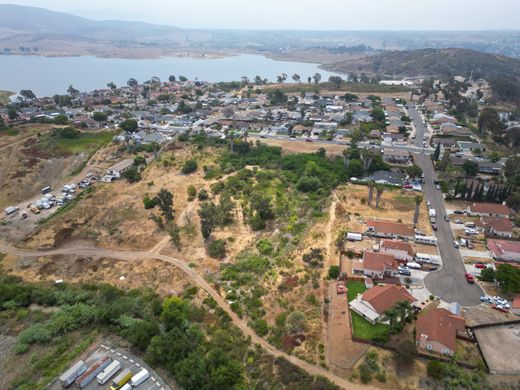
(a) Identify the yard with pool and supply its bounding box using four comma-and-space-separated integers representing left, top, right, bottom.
347, 281, 389, 341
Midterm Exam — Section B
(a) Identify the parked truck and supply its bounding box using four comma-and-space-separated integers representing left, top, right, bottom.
59, 360, 87, 387
97, 360, 121, 385
130, 368, 150, 386
110, 368, 133, 390
75, 356, 112, 389
428, 208, 436, 218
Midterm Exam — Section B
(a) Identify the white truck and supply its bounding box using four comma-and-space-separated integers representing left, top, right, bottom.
428, 208, 436, 218
97, 360, 121, 385
130, 368, 150, 386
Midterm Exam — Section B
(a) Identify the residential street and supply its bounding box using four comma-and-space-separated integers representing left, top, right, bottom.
408, 106, 483, 306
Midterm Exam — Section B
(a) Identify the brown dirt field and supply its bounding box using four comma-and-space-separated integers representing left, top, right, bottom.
258, 138, 348, 156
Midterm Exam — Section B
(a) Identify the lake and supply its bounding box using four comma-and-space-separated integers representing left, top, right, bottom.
0, 54, 342, 97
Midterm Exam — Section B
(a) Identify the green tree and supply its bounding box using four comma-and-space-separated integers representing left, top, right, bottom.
182, 159, 198, 174
370, 107, 385, 122
328, 76, 343, 89
496, 264, 520, 293
178, 76, 188, 82
286, 311, 306, 334
187, 185, 197, 201
92, 111, 108, 122
156, 188, 174, 221
121, 166, 141, 183
328, 265, 340, 279
207, 239, 227, 259
406, 164, 422, 178
479, 267, 496, 282
8, 108, 18, 120
127, 78, 138, 88
433, 144, 441, 161
346, 159, 364, 178
462, 160, 479, 177
343, 93, 358, 102
120, 119, 138, 133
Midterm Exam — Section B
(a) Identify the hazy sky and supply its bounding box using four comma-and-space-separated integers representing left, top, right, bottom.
3, 0, 520, 30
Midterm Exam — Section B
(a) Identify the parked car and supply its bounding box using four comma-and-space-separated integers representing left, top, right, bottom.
475, 263, 486, 269
305, 138, 313, 143
398, 266, 412, 276
431, 223, 438, 231
453, 241, 460, 248
492, 304, 509, 313
444, 215, 450, 222
480, 296, 493, 304
465, 229, 478, 235
454, 219, 463, 224
426, 201, 431, 207
467, 240, 475, 249
453, 210, 465, 215
403, 184, 413, 189
465, 273, 475, 284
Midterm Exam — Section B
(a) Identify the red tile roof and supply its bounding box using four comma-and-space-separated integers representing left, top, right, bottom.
479, 216, 513, 233
362, 284, 415, 315
363, 251, 398, 273
366, 219, 415, 237
416, 308, 465, 352
487, 239, 520, 258
469, 202, 510, 216
381, 240, 415, 256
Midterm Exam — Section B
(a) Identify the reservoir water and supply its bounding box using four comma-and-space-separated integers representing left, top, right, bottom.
0, 53, 341, 97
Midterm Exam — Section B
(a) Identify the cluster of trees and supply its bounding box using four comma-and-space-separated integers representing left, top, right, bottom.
51, 126, 80, 139
267, 89, 288, 105
479, 264, 520, 293
0, 273, 253, 390
343, 144, 389, 179
198, 193, 235, 241
451, 181, 511, 203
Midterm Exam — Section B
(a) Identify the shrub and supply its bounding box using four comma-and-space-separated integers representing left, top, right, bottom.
256, 239, 273, 256
328, 265, 340, 279
122, 166, 141, 183
296, 176, 321, 193
187, 185, 197, 201
197, 189, 209, 201
358, 363, 372, 384
182, 159, 198, 174
207, 239, 227, 259
143, 195, 158, 209
427, 360, 445, 380
286, 311, 306, 334
252, 319, 269, 336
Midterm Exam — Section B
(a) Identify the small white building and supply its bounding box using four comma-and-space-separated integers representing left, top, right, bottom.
106, 159, 134, 179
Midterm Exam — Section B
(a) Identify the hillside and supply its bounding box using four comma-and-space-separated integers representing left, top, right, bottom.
323, 48, 520, 80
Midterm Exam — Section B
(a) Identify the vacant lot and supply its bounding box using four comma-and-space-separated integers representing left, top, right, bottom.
474, 324, 520, 375
53, 131, 114, 154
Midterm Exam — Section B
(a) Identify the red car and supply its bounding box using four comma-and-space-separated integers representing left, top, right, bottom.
475, 263, 486, 269
465, 273, 475, 284
431, 223, 438, 231
305, 138, 313, 143
492, 304, 509, 313
403, 184, 413, 189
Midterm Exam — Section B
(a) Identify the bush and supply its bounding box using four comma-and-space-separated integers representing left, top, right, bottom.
358, 363, 372, 384
197, 189, 209, 201
479, 267, 496, 282
296, 176, 321, 193
187, 185, 197, 201
286, 311, 306, 334
256, 239, 273, 256
427, 360, 445, 380
207, 239, 227, 259
182, 159, 198, 174
252, 319, 269, 336
122, 166, 141, 183
328, 265, 340, 279
143, 195, 158, 209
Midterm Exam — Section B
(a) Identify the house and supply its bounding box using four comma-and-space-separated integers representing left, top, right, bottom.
457, 141, 484, 153
366, 219, 415, 240
512, 297, 520, 316
349, 284, 416, 325
432, 138, 458, 148
380, 240, 415, 262
358, 252, 399, 279
366, 171, 406, 186
477, 217, 513, 238
106, 159, 134, 179
416, 308, 465, 356
383, 149, 410, 164
382, 133, 405, 144
478, 161, 502, 175
487, 239, 520, 262
467, 203, 510, 218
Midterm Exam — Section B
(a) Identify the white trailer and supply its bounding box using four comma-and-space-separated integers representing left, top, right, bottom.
346, 232, 363, 241
96, 360, 121, 385
59, 360, 87, 387
415, 253, 432, 263
130, 368, 150, 386
4, 206, 18, 216
415, 235, 437, 245
406, 261, 422, 269
428, 208, 436, 217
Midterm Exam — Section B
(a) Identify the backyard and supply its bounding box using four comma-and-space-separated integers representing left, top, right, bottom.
347, 281, 390, 341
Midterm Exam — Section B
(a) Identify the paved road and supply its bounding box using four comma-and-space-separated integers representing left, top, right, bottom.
408, 106, 483, 306
0, 241, 374, 390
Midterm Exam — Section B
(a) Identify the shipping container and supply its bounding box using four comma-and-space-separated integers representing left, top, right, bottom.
97, 360, 121, 385
75, 356, 112, 389
59, 360, 87, 388
130, 368, 150, 386
346, 232, 362, 241
110, 368, 133, 390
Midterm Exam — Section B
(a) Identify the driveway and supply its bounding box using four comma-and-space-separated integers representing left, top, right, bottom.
460, 249, 493, 259
408, 106, 483, 306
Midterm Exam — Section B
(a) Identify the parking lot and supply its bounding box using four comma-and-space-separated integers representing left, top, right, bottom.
49, 344, 171, 390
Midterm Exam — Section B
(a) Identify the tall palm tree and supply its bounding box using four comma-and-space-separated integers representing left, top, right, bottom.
367, 180, 375, 206
375, 185, 385, 208
413, 195, 423, 228
383, 307, 399, 333
395, 300, 412, 325
342, 149, 350, 168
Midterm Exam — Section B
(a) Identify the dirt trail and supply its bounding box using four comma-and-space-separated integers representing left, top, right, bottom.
0, 240, 375, 390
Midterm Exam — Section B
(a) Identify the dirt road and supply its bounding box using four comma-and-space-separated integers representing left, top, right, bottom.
0, 241, 375, 390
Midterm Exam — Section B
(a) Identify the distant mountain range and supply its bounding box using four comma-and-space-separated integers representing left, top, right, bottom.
324, 48, 520, 80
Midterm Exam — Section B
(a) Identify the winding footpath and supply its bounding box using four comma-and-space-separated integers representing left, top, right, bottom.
0, 241, 373, 390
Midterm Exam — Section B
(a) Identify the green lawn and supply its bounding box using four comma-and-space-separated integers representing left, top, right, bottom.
350, 311, 389, 341
346, 281, 367, 302
347, 281, 390, 341
55, 131, 114, 154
